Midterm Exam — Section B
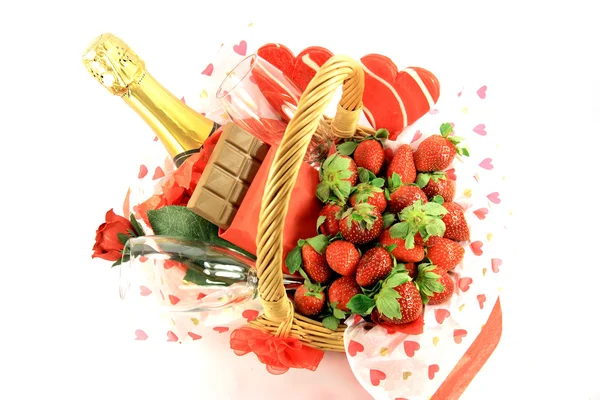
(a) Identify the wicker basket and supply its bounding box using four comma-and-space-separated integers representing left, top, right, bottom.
248, 55, 377, 352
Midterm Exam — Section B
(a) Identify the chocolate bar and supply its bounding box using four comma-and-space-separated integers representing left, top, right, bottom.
187, 122, 269, 229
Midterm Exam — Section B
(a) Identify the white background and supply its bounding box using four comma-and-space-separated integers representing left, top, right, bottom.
1, 1, 599, 399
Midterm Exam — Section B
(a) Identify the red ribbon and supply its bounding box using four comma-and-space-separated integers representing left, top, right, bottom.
230, 327, 324, 375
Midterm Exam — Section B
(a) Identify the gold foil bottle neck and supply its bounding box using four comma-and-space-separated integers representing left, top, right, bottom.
82, 33, 146, 96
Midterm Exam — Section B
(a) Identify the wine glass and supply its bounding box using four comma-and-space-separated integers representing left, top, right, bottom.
216, 54, 333, 166
119, 236, 302, 312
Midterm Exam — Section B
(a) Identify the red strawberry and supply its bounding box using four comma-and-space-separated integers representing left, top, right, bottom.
294, 284, 326, 316
417, 171, 455, 202
339, 203, 384, 245
414, 263, 449, 305
427, 237, 465, 271
354, 139, 385, 175
371, 281, 422, 324
349, 183, 387, 214
388, 186, 428, 214
325, 240, 360, 276
389, 200, 448, 249
442, 202, 470, 242
428, 271, 455, 305
317, 154, 358, 203
414, 123, 469, 172
356, 247, 393, 287
386, 144, 416, 183
318, 203, 342, 236
404, 262, 417, 279
378, 228, 425, 263
301, 243, 333, 284
414, 232, 443, 247
328, 276, 362, 312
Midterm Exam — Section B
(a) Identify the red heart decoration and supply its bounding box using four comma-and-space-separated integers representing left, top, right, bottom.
138, 164, 148, 179
233, 40, 247, 56
403, 340, 420, 357
139, 256, 148, 262
453, 329, 468, 344
197, 292, 207, 300
139, 286, 152, 296
479, 158, 494, 170
435, 308, 450, 324
360, 54, 440, 139
134, 329, 148, 341
152, 166, 165, 180
445, 168, 457, 181
491, 258, 502, 273
242, 309, 259, 322
168, 295, 180, 305
473, 208, 488, 220
458, 277, 473, 292
257, 43, 334, 91
428, 364, 440, 380
473, 124, 487, 136
201, 63, 214, 76
470, 241, 484, 256
477, 294, 487, 309
166, 330, 179, 342
487, 192, 501, 204
411, 130, 422, 144
213, 327, 229, 333
353, 315, 363, 325
477, 85, 487, 99
180, 96, 186, 104
188, 332, 202, 340
348, 340, 364, 357
370, 369, 386, 386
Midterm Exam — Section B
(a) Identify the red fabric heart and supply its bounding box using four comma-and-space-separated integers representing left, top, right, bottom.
470, 241, 484, 256
453, 329, 468, 344
139, 286, 152, 296
257, 43, 334, 91
242, 309, 259, 322
487, 192, 501, 204
403, 340, 420, 357
428, 364, 440, 380
138, 164, 148, 179
134, 329, 148, 341
233, 40, 247, 56
477, 294, 487, 309
188, 332, 202, 340
213, 327, 229, 333
473, 208, 488, 220
435, 308, 450, 324
491, 258, 502, 273
166, 330, 179, 342
458, 277, 473, 292
360, 54, 440, 139
348, 340, 364, 357
370, 369, 386, 386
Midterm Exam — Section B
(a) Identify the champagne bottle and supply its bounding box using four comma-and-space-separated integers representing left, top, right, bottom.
82, 33, 219, 167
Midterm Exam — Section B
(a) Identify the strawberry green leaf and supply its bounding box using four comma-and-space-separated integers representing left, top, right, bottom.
384, 244, 397, 253
430, 172, 447, 182
305, 291, 323, 300
361, 280, 383, 298
415, 263, 445, 304
329, 155, 351, 171
424, 219, 446, 238
375, 289, 402, 319
416, 173, 431, 188
306, 234, 329, 254
460, 148, 470, 157
383, 272, 410, 289
440, 122, 453, 137
358, 168, 371, 184
432, 195, 445, 205
388, 172, 402, 192
337, 141, 358, 156
405, 234, 416, 250
375, 128, 390, 139
347, 294, 376, 315
322, 316, 340, 330
389, 222, 410, 239
383, 213, 396, 229
371, 178, 385, 188
285, 246, 303, 274
384, 188, 391, 201
316, 215, 327, 233
333, 307, 346, 319
316, 183, 331, 203
422, 202, 448, 217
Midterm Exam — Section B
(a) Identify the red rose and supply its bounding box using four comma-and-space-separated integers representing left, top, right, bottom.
92, 209, 134, 261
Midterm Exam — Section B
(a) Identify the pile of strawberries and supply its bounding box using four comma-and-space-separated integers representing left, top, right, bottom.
286, 123, 471, 330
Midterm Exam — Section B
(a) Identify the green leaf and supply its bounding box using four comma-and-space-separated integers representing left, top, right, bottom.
461, 148, 470, 157
384, 272, 410, 289
337, 141, 358, 156
425, 219, 446, 237
329, 154, 351, 171
338, 181, 352, 200
333, 307, 346, 319
375, 294, 402, 319
112, 254, 129, 267
322, 316, 340, 330
117, 232, 130, 246
316, 215, 327, 233
375, 128, 390, 139
389, 222, 410, 239
285, 246, 303, 274
430, 172, 447, 183
371, 178, 385, 188
347, 294, 376, 315
391, 173, 402, 191
422, 202, 448, 217
383, 213, 396, 229
384, 188, 391, 201
306, 234, 329, 254
129, 214, 145, 236
416, 173, 431, 188
432, 195, 445, 205
405, 234, 415, 249
385, 244, 397, 253
316, 183, 330, 203
361, 280, 384, 298
358, 168, 371, 184
440, 122, 453, 137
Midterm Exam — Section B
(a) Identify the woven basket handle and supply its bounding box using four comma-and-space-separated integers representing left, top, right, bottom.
255, 55, 365, 325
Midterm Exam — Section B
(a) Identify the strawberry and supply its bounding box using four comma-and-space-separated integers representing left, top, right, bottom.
328, 276, 362, 312
371, 281, 423, 324
414, 263, 448, 305
414, 232, 443, 247
355, 247, 393, 287
378, 227, 425, 263
414, 123, 469, 172
389, 200, 448, 249
426, 237, 465, 271
386, 144, 416, 183
417, 171, 455, 202
441, 202, 470, 242
325, 240, 360, 276
387, 172, 428, 213
285, 234, 333, 283
404, 262, 417, 279
317, 203, 342, 236
349, 182, 387, 214
316, 154, 358, 203
294, 283, 326, 316
339, 203, 384, 245
428, 271, 455, 305
353, 139, 385, 175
